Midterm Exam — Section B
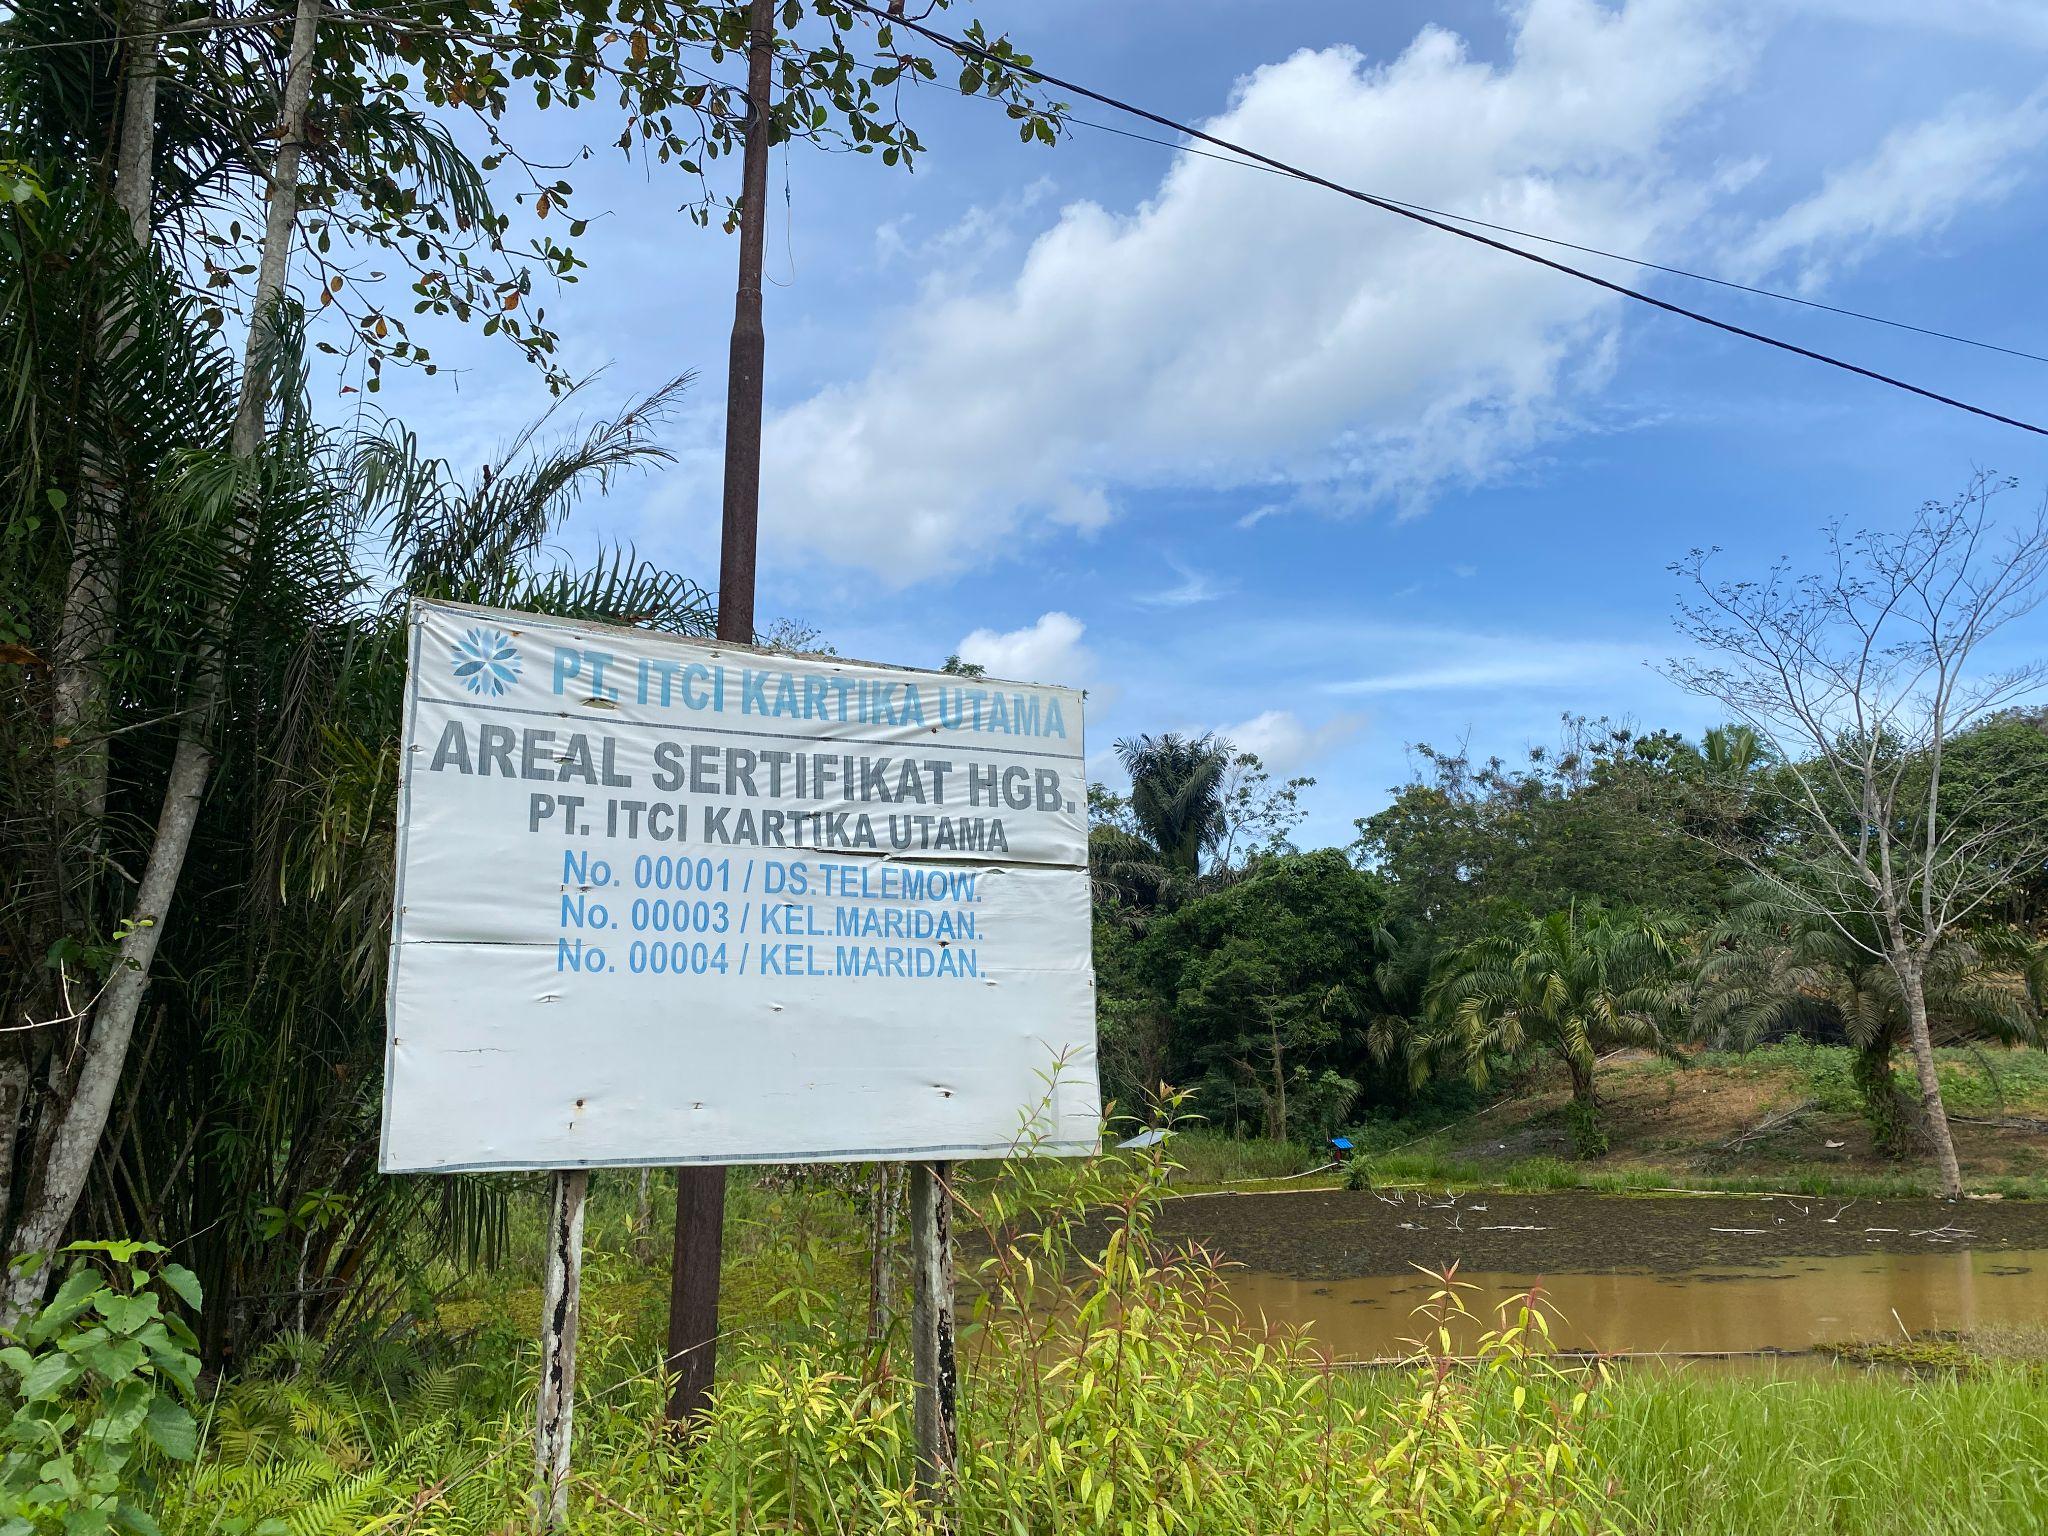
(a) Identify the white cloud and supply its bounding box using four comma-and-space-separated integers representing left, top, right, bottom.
1773, 0, 2048, 49
1323, 634, 1650, 695
873, 176, 1059, 282
760, 0, 1755, 582
1734, 90, 2048, 289
1220, 708, 1363, 773
1135, 556, 1231, 608
954, 610, 1093, 687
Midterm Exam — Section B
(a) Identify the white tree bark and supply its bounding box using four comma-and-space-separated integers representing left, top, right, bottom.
2, 0, 322, 1325
534, 1169, 589, 1533
52, 0, 167, 827
866, 1162, 900, 1348
1896, 956, 1965, 1198
909, 1161, 957, 1499
0, 1056, 30, 1240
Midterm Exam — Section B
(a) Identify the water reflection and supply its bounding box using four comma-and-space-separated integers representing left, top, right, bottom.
1220, 1248, 2045, 1358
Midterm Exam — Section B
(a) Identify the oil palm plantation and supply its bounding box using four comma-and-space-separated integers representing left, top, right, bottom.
1429, 908, 1682, 1156
1695, 889, 2044, 1157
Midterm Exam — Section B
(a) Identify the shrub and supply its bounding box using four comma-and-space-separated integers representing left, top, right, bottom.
164, 1131, 1618, 1534
0, 1240, 202, 1536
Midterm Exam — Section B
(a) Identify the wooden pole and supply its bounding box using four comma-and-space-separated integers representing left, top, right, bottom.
666, 0, 776, 1433
664, 1160, 725, 1423
535, 1169, 589, 1533
909, 1161, 958, 1497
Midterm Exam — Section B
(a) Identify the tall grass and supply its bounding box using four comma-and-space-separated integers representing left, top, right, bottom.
1589, 1365, 2048, 1535
1155, 1129, 1321, 1184
149, 1132, 2048, 1534
160, 1142, 1617, 1534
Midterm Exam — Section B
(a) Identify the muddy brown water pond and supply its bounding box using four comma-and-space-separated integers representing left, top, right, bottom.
1148, 1189, 2048, 1360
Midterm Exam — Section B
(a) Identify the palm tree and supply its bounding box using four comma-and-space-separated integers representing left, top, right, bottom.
0, 0, 520, 1323
1696, 889, 2042, 1156
1695, 723, 1764, 778
1430, 908, 1681, 1156
196, 377, 713, 1354
1362, 917, 1439, 1091
1114, 732, 1230, 880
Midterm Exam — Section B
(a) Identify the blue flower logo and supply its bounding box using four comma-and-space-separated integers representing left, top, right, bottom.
451, 627, 520, 697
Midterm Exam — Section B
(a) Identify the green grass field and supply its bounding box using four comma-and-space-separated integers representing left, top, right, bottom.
1159, 1044, 2048, 1200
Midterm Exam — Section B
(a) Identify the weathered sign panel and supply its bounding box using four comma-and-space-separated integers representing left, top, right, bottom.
380, 599, 1098, 1172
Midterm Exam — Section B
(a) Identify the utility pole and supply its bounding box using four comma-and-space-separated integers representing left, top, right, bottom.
666, 0, 775, 1429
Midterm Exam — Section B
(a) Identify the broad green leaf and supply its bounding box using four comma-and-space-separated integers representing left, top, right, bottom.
90, 1295, 159, 1339
156, 1266, 202, 1312
56, 1326, 110, 1358
21, 1354, 82, 1402
38, 1453, 80, 1500
143, 1399, 196, 1462
95, 1381, 151, 1443
27, 1274, 106, 1345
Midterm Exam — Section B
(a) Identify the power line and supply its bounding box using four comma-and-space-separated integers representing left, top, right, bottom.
1060, 112, 2048, 369
848, 0, 2048, 438
19, 9, 2025, 367
26, 1, 2047, 412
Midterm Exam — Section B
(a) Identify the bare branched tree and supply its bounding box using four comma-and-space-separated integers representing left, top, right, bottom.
1666, 473, 2048, 1197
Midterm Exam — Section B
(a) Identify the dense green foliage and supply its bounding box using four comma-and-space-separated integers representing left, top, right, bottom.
0, 1241, 201, 1535
0, 131, 711, 1350
1093, 707, 2047, 1162
1350, 722, 1744, 938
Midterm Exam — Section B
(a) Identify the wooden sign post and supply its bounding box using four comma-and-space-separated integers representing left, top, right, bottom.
534, 1169, 590, 1533
909, 1161, 958, 1497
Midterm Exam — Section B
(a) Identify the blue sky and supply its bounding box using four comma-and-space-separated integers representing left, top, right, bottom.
368, 0, 2048, 850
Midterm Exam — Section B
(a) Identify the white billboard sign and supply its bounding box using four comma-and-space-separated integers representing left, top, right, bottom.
380, 599, 1098, 1172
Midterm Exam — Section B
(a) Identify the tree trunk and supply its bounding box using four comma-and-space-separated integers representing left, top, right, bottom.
1896, 960, 1965, 1198
866, 1163, 900, 1352
5, 736, 210, 1321
1567, 1056, 1595, 1106
631, 1167, 654, 1265
0, 1054, 29, 1238
0, 0, 322, 1323
1269, 1020, 1287, 1142
908, 1162, 956, 1500
52, 0, 167, 829
1563, 1051, 1606, 1159
1852, 1039, 1914, 1159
